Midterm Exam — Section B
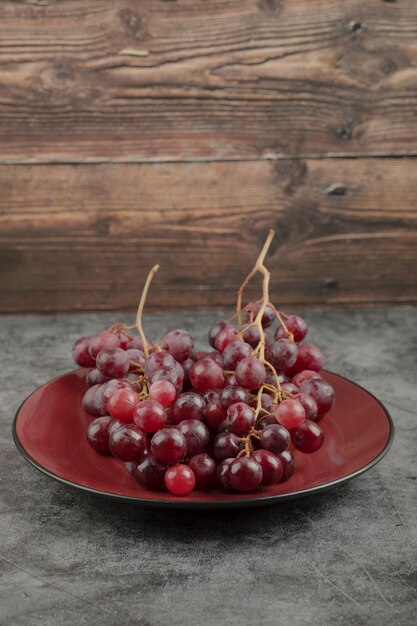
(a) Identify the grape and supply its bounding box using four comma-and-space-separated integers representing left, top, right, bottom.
268, 339, 298, 371
222, 341, 252, 370
86, 416, 114, 454
220, 385, 249, 410
253, 393, 275, 414
285, 343, 324, 376
215, 327, 240, 352
299, 379, 335, 417
204, 397, 227, 431
235, 357, 266, 390
277, 450, 296, 481
297, 393, 319, 421
213, 432, 241, 461
72, 337, 95, 368
275, 315, 308, 343
190, 358, 224, 392
149, 380, 176, 406
151, 428, 187, 465
126, 348, 145, 368
144, 351, 178, 378
82, 384, 101, 416
134, 455, 166, 491
133, 399, 167, 432
165, 464, 196, 496
109, 424, 146, 462
85, 368, 110, 386
275, 399, 306, 430
126, 336, 148, 351
95, 379, 132, 416
108, 419, 124, 437
256, 413, 277, 430
148, 365, 184, 394
292, 369, 322, 387
202, 352, 223, 369
226, 402, 255, 436
292, 420, 324, 453
227, 374, 237, 386
181, 357, 195, 387
88, 331, 120, 359
246, 303, 275, 328
216, 458, 234, 491
96, 348, 130, 379
252, 449, 283, 486
172, 392, 205, 424
188, 453, 217, 490
260, 423, 290, 453
228, 457, 262, 491
280, 382, 299, 395
242, 325, 261, 348
162, 329, 194, 363
208, 320, 231, 348
177, 419, 210, 456
106, 387, 140, 423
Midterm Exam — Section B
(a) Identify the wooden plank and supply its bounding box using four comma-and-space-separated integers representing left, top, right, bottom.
1, 0, 417, 161
1, 158, 416, 312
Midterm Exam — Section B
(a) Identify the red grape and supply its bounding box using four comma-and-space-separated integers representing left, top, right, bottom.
299, 379, 335, 417
275, 315, 308, 343
222, 341, 252, 370
109, 424, 146, 462
297, 392, 319, 421
95, 379, 132, 416
268, 339, 298, 371
226, 402, 255, 436
215, 327, 240, 352
220, 385, 249, 410
208, 320, 231, 348
82, 384, 101, 416
172, 392, 205, 424
285, 343, 324, 376
133, 399, 167, 432
86, 416, 114, 454
144, 351, 178, 378
151, 428, 187, 465
252, 449, 283, 485
126, 348, 145, 368
126, 336, 147, 351
149, 380, 176, 406
216, 458, 234, 491
292, 420, 324, 453
246, 303, 275, 328
134, 455, 166, 491
213, 432, 241, 461
148, 365, 184, 394
280, 382, 299, 395
292, 369, 322, 387
228, 457, 262, 491
277, 450, 296, 481
275, 399, 306, 430
188, 453, 217, 490
162, 329, 194, 363
72, 337, 95, 368
204, 351, 224, 367
96, 348, 129, 378
242, 325, 261, 348
204, 398, 227, 431
85, 368, 110, 386
88, 331, 120, 359
177, 419, 210, 456
164, 464, 195, 496
106, 387, 140, 423
235, 357, 266, 390
190, 359, 224, 392
256, 413, 277, 430
260, 423, 290, 453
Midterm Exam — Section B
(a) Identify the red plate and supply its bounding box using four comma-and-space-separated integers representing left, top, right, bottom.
13, 369, 393, 509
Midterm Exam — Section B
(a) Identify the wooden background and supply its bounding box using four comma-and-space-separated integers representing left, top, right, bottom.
1, 0, 417, 312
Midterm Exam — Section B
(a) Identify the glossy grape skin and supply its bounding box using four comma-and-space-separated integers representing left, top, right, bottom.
126, 348, 145, 368
108, 419, 124, 437
204, 398, 227, 430
144, 351, 179, 378
106, 387, 140, 423
82, 384, 101, 416
148, 365, 184, 394
171, 392, 205, 424
181, 358, 195, 387
275, 315, 308, 343
297, 393, 319, 421
124, 461, 136, 475
85, 368, 111, 387
86, 416, 114, 454
285, 343, 325, 376
188, 453, 217, 490
277, 450, 296, 481
226, 402, 255, 436
204, 351, 224, 368
151, 428, 187, 465
292, 369, 322, 387
189, 358, 224, 392
235, 357, 266, 390
299, 379, 335, 417
95, 379, 132, 416
88, 331, 120, 359
109, 424, 146, 462
256, 413, 277, 430
260, 423, 291, 453
222, 341, 252, 370
220, 385, 249, 410
125, 336, 147, 351
177, 419, 210, 456
208, 320, 230, 348
268, 339, 298, 371
96, 348, 130, 379
72, 337, 95, 367
149, 380, 176, 406
228, 457, 263, 491
133, 399, 167, 432
280, 382, 299, 396
216, 458, 234, 491
134, 455, 166, 491
275, 399, 306, 430
252, 449, 283, 486
162, 329, 194, 363
215, 327, 240, 352
213, 432, 241, 461
165, 464, 196, 496
246, 303, 275, 328
242, 325, 261, 348
292, 420, 324, 453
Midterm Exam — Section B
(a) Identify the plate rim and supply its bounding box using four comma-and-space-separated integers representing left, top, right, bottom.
12, 369, 395, 510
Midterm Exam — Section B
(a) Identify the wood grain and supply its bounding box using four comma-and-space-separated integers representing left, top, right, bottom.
2, 158, 416, 312
1, 0, 417, 161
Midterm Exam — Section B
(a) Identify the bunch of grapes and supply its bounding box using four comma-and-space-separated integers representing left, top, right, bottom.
73, 231, 335, 496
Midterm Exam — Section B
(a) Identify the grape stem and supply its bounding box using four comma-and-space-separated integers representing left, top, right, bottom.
136, 264, 160, 358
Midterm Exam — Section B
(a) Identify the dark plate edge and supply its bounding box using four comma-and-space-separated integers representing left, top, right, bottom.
12, 369, 395, 510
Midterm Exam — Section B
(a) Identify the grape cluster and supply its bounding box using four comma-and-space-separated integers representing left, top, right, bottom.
73, 231, 335, 496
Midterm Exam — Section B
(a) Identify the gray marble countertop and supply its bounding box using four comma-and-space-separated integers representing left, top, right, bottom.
1, 308, 416, 626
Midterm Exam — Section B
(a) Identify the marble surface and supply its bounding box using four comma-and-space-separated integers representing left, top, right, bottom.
1, 308, 416, 626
